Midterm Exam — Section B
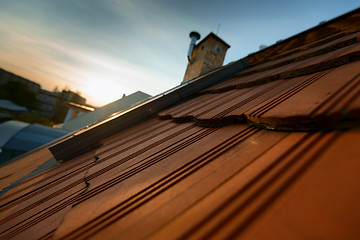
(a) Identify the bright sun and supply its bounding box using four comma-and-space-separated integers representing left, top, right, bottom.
80, 72, 128, 107
73, 56, 159, 108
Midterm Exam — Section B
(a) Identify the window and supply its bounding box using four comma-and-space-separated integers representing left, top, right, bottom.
215, 45, 222, 53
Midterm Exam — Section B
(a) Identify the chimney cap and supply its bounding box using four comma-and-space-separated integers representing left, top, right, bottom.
189, 31, 201, 40
196, 32, 230, 49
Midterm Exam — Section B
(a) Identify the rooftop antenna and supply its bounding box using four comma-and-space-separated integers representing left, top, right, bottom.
187, 31, 201, 63
216, 23, 221, 35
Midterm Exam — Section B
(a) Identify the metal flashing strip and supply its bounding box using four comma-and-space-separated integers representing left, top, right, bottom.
49, 58, 249, 163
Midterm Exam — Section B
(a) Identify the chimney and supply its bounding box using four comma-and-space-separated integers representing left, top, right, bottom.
187, 31, 201, 63
183, 32, 230, 83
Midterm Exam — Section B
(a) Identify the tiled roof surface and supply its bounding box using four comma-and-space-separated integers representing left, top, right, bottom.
0, 148, 53, 192
1, 8, 360, 240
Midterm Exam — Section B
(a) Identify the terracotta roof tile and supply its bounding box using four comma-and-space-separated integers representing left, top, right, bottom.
148, 130, 360, 240
53, 124, 288, 239
0, 152, 94, 239
0, 148, 53, 192
1, 8, 360, 240
160, 60, 360, 130
247, 9, 360, 64
250, 32, 360, 71
203, 37, 360, 93
0, 152, 93, 207
247, 61, 360, 130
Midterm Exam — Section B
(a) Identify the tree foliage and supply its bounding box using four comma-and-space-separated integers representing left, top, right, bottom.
0, 81, 37, 109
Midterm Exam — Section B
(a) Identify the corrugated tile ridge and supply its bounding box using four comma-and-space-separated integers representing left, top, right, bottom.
0, 122, 173, 217
248, 70, 360, 131
246, 8, 360, 65
175, 131, 340, 239
0, 121, 194, 239
77, 127, 217, 205
0, 187, 87, 240
0, 152, 103, 240
242, 33, 360, 77
269, 31, 346, 61
159, 81, 286, 128
160, 60, 360, 131
54, 127, 260, 240
82, 124, 198, 183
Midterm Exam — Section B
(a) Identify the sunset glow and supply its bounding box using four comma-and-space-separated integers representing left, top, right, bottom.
0, 0, 358, 106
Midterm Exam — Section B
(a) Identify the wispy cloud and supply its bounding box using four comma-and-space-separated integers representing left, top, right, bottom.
0, 1, 186, 106
0, 0, 358, 106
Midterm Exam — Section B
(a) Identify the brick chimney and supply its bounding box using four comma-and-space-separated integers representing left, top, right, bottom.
183, 32, 230, 83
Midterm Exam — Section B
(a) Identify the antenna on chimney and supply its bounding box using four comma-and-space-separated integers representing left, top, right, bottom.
187, 31, 201, 63
216, 23, 221, 34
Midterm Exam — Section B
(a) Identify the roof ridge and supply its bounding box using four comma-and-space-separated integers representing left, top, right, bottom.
271, 32, 346, 60
247, 8, 360, 64
237, 32, 360, 78
200, 47, 360, 94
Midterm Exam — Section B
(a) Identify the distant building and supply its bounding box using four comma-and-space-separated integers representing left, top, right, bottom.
0, 68, 88, 122
63, 102, 95, 124
0, 68, 41, 93
52, 90, 87, 123
34, 89, 59, 119
61, 91, 151, 131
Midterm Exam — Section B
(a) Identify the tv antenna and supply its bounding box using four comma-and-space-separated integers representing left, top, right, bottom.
216, 23, 221, 35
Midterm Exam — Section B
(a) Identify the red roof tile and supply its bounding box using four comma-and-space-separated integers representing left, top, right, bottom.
1, 8, 360, 240
247, 61, 360, 130
0, 148, 53, 192
160, 60, 360, 130
148, 130, 360, 240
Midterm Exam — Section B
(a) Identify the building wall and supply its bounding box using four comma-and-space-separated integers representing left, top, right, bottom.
0, 69, 40, 93
183, 59, 205, 82
53, 90, 87, 123
35, 90, 59, 119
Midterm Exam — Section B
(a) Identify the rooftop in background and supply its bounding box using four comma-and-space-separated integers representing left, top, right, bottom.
0, 99, 28, 112
0, 121, 69, 165
62, 91, 151, 132
67, 102, 95, 112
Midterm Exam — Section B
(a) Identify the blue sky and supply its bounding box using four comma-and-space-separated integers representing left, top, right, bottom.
0, 0, 358, 106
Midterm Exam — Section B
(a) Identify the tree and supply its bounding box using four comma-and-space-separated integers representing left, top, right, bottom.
0, 81, 37, 109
